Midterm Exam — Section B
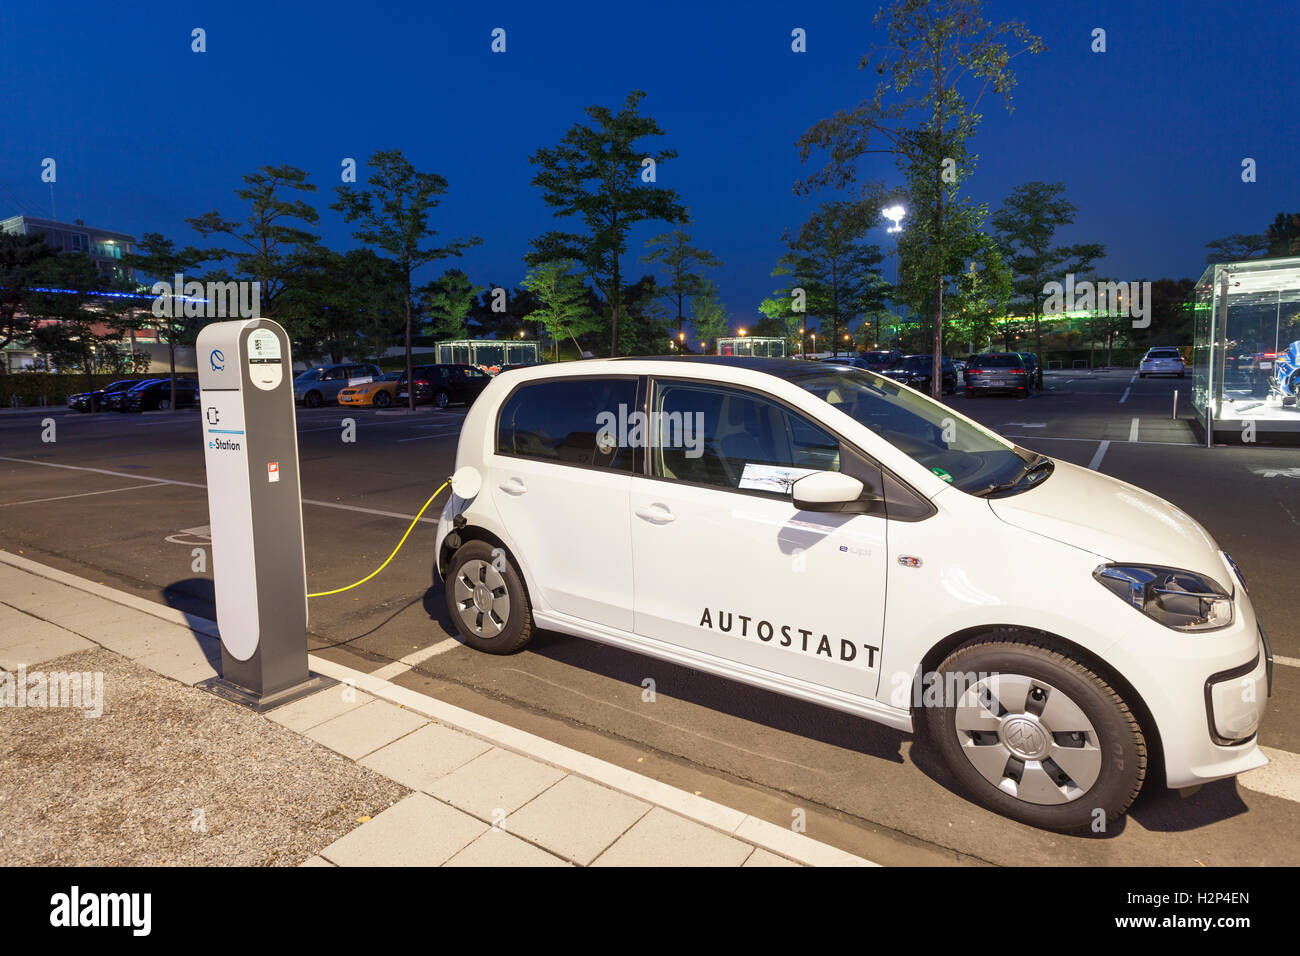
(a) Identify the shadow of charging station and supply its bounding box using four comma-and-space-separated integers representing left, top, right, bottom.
193, 318, 335, 711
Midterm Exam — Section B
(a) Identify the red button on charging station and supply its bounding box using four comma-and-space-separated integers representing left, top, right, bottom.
268, 461, 280, 483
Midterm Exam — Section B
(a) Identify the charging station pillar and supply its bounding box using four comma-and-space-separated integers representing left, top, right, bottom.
195, 318, 332, 710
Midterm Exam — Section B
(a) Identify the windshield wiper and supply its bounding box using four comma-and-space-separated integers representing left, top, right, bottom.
972, 455, 1053, 497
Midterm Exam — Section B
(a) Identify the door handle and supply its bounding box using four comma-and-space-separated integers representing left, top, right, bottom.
498, 477, 527, 495
634, 503, 676, 524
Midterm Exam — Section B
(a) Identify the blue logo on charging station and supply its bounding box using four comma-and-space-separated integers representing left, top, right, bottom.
210, 349, 225, 372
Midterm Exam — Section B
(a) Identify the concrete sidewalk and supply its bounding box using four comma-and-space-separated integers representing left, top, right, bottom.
0, 550, 875, 867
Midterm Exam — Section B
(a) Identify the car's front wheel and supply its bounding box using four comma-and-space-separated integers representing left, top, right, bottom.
923, 638, 1147, 832
374, 390, 391, 408
304, 391, 322, 408
445, 540, 534, 654
434, 389, 451, 409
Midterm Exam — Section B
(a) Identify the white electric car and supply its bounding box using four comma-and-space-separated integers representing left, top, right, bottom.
435, 357, 1271, 831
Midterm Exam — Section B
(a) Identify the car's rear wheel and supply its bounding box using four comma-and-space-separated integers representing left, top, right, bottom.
445, 540, 533, 654
923, 638, 1146, 832
374, 390, 391, 408
305, 390, 322, 408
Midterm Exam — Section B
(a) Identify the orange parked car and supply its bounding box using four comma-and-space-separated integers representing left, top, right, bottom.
338, 370, 402, 408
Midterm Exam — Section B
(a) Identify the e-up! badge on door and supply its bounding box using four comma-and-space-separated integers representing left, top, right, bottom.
247, 329, 283, 391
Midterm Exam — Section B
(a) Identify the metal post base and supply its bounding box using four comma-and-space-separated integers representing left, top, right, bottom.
197, 673, 337, 713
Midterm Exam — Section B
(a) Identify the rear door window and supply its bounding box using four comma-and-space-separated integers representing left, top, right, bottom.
497, 377, 638, 471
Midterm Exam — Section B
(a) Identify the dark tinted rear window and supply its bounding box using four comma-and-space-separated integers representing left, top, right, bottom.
497, 378, 638, 470
972, 354, 1021, 368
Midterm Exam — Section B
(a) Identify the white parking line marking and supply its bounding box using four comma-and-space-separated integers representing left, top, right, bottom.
1239, 746, 1300, 803
0, 482, 165, 507
1274, 654, 1300, 669
1128, 418, 1140, 442
1002, 434, 1197, 447
1119, 387, 1131, 403
396, 429, 460, 443
370, 637, 464, 680
1087, 440, 1110, 471
0, 456, 443, 525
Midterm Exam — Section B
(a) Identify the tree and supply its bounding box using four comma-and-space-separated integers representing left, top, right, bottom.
641, 222, 723, 339
27, 254, 134, 394
798, 0, 1043, 396
187, 165, 321, 318
1204, 233, 1268, 264
991, 182, 1103, 384
0, 232, 57, 362
420, 269, 483, 340
783, 198, 889, 356
691, 281, 730, 353
520, 259, 600, 360
758, 267, 810, 357
123, 233, 209, 412
529, 90, 686, 356
948, 250, 1012, 354
333, 150, 481, 410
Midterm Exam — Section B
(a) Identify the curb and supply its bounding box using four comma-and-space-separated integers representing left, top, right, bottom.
0, 548, 877, 868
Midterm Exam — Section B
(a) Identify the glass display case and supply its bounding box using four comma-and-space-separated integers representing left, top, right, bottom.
716, 336, 786, 357
1192, 256, 1300, 441
435, 339, 540, 373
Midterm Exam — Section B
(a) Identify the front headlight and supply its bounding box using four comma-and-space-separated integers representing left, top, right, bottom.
1094, 564, 1234, 632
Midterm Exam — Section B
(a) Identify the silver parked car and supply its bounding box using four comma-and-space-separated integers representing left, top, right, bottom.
293, 363, 383, 407
1138, 347, 1185, 378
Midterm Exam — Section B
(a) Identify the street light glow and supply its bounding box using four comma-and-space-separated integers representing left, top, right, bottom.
882, 204, 906, 233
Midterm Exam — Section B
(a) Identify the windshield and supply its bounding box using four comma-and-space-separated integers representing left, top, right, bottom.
295, 369, 321, 382
790, 366, 1042, 495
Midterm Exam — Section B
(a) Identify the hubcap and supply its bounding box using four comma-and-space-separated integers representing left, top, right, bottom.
453, 559, 510, 638
953, 674, 1102, 805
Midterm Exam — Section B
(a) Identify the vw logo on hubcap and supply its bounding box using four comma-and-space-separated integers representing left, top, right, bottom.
472, 585, 493, 612
999, 716, 1049, 760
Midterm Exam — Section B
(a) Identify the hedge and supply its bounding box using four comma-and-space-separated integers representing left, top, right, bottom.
0, 372, 158, 408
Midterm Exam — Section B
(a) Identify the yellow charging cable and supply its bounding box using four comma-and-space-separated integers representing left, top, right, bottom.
307, 480, 450, 597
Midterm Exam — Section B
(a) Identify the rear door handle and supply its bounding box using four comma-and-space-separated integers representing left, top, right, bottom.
634, 503, 676, 524
499, 477, 527, 496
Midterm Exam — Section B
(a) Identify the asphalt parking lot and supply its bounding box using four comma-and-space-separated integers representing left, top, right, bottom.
1, 367, 1297, 866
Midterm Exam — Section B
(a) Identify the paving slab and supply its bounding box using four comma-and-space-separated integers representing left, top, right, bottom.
133, 638, 221, 685
305, 698, 428, 759
506, 773, 652, 865
427, 747, 566, 820
742, 848, 801, 867
592, 807, 754, 867
0, 628, 95, 669
269, 686, 376, 732
0, 610, 76, 652
443, 829, 571, 867
319, 792, 485, 866
359, 721, 492, 791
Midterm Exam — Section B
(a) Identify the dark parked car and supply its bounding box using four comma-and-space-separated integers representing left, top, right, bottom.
396, 363, 492, 408
856, 350, 902, 372
124, 377, 199, 412
878, 354, 958, 395
1016, 351, 1043, 387
68, 379, 138, 412
106, 379, 161, 411
965, 353, 1035, 397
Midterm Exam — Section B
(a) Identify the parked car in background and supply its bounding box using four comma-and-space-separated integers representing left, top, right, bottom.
857, 350, 902, 372
965, 353, 1035, 397
1138, 347, 1186, 378
497, 363, 542, 374
68, 380, 138, 413
124, 377, 199, 412
293, 363, 383, 408
338, 370, 402, 408
395, 364, 492, 408
106, 379, 161, 411
878, 354, 957, 395
1016, 351, 1042, 387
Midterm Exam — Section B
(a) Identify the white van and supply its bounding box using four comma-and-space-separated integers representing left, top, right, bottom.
434, 357, 1270, 830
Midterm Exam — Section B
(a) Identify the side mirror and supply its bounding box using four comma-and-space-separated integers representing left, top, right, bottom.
791, 471, 880, 514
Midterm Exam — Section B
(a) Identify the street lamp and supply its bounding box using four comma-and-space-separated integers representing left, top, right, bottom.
738, 327, 747, 336
882, 204, 906, 234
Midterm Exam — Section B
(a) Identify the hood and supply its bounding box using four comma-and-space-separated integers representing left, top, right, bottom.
988, 460, 1226, 577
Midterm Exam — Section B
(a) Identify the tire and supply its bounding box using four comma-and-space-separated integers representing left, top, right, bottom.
158, 398, 171, 411
923, 638, 1146, 832
1139, 373, 1146, 378
445, 540, 534, 654
434, 389, 450, 409
374, 390, 391, 408
305, 390, 322, 408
